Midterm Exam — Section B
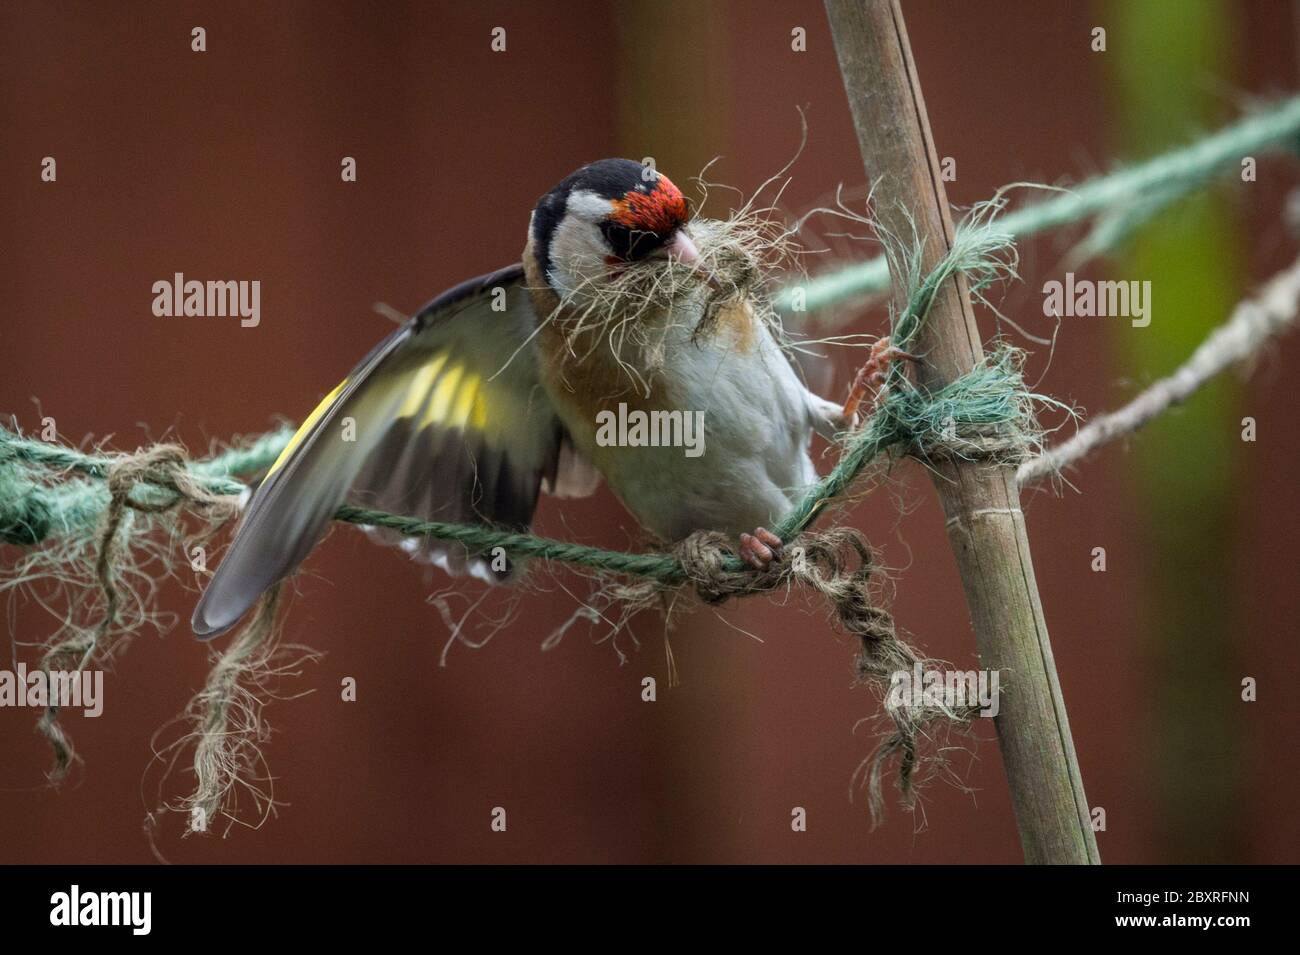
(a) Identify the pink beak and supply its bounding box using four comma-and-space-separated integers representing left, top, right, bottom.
665, 229, 701, 265
665, 229, 721, 290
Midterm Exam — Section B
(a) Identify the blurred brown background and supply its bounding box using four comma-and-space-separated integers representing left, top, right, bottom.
1, 0, 1297, 864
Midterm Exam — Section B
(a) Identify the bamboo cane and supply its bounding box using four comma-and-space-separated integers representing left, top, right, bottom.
823, 0, 1100, 864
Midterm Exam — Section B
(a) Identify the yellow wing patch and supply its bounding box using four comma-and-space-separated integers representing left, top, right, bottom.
450, 372, 484, 430
267, 353, 494, 484
266, 378, 349, 478
426, 364, 465, 425
393, 354, 490, 433
395, 353, 449, 419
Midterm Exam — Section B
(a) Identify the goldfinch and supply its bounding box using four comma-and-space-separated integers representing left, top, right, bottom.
193, 158, 883, 638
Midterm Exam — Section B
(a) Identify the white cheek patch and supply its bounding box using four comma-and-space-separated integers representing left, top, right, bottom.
548, 210, 611, 297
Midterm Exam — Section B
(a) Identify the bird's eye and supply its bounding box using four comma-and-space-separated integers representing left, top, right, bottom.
600, 221, 666, 262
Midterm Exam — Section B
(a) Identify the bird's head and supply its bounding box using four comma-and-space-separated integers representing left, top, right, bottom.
528, 158, 703, 305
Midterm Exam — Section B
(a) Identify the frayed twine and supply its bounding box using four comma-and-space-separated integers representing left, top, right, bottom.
148, 584, 322, 838
893, 346, 1074, 470
37, 444, 240, 780
614, 526, 978, 823
3, 432, 316, 838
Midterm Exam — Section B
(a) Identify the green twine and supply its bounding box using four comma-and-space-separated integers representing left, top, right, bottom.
0, 467, 51, 546
776, 93, 1300, 312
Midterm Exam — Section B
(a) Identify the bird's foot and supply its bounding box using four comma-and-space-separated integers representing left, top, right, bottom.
842, 336, 922, 424
738, 526, 783, 571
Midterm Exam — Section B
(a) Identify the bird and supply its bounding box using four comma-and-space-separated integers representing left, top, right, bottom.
192, 158, 907, 638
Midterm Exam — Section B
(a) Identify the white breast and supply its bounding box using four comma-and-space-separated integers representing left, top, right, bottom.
551, 296, 823, 542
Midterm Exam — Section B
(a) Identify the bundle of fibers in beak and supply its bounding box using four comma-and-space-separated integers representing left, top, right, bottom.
544, 208, 804, 392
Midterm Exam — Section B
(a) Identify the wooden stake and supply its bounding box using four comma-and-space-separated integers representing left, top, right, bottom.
823, 0, 1100, 864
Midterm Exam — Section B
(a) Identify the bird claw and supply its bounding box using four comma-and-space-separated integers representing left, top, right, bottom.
738, 527, 783, 571
842, 336, 923, 424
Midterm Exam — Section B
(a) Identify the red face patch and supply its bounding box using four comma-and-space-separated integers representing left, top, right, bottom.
608, 175, 690, 235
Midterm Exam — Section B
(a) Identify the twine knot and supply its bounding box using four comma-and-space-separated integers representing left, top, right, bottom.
103, 444, 237, 518
669, 526, 968, 818
910, 421, 1030, 465
672, 527, 898, 649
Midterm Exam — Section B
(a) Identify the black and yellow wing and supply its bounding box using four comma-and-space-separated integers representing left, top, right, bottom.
192, 265, 585, 638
